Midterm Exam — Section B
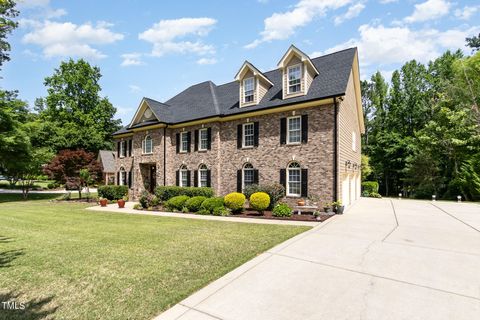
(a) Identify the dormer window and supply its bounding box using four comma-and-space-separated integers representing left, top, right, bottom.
288, 64, 302, 94
243, 77, 255, 103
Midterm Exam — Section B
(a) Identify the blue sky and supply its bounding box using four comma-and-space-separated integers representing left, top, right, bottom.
3, 0, 480, 125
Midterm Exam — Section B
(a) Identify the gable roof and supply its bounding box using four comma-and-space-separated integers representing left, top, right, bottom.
114, 47, 357, 135
277, 45, 319, 75
234, 61, 274, 86
98, 150, 115, 173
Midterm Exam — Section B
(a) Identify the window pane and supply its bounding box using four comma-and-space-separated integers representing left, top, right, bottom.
288, 66, 301, 93
200, 169, 208, 187
243, 123, 254, 147
244, 78, 254, 103
288, 168, 301, 196
181, 133, 188, 152
200, 129, 208, 150
181, 170, 188, 187
288, 117, 301, 143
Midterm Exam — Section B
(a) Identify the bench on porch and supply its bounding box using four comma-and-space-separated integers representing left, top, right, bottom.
292, 205, 318, 215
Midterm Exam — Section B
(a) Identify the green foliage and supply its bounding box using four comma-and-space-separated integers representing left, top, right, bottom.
133, 203, 142, 210
361, 181, 379, 195
224, 192, 245, 213
155, 186, 214, 201
466, 33, 480, 52
196, 209, 210, 215
213, 206, 230, 216
98, 185, 128, 200
243, 183, 285, 209
184, 196, 207, 212
165, 195, 190, 211
249, 192, 270, 213
272, 203, 292, 217
138, 191, 159, 209
201, 197, 224, 213
361, 155, 372, 181
47, 182, 60, 189
368, 192, 382, 198
0, 0, 18, 69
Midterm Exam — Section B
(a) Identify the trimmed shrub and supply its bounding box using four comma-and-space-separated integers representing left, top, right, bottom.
139, 191, 152, 209
98, 185, 128, 200
224, 192, 246, 213
250, 192, 270, 213
361, 181, 379, 196
196, 209, 210, 215
369, 192, 382, 198
201, 197, 224, 213
155, 186, 214, 201
243, 184, 260, 200
243, 183, 285, 209
213, 206, 230, 216
272, 203, 292, 217
47, 182, 60, 189
133, 203, 142, 210
165, 195, 190, 211
185, 196, 207, 212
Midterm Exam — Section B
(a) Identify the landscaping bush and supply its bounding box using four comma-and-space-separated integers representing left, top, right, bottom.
249, 192, 270, 213
361, 181, 379, 196
224, 192, 246, 213
201, 197, 224, 213
369, 192, 382, 198
196, 209, 210, 215
185, 196, 207, 212
139, 191, 152, 209
243, 183, 285, 209
272, 203, 292, 217
213, 206, 230, 216
133, 203, 142, 210
98, 185, 128, 200
155, 186, 214, 201
165, 195, 190, 211
47, 182, 60, 189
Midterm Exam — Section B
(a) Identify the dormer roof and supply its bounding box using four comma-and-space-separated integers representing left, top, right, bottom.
277, 45, 319, 75
234, 60, 274, 86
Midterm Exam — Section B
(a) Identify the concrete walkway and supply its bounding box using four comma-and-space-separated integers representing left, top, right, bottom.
155, 198, 480, 320
87, 201, 320, 227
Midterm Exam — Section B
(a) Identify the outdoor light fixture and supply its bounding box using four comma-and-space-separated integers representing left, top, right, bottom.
457, 195, 462, 202
398, 193, 402, 200
432, 195, 436, 201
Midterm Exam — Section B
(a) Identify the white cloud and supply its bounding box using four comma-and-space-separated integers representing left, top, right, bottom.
404, 0, 451, 23
334, 3, 366, 26
129, 85, 142, 93
379, 0, 397, 4
44, 8, 67, 19
196, 57, 217, 65
17, 0, 50, 8
121, 53, 143, 66
454, 5, 480, 20
139, 17, 217, 57
324, 24, 480, 68
22, 20, 124, 59
245, 0, 354, 48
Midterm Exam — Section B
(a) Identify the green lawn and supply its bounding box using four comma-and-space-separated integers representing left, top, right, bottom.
0, 195, 310, 320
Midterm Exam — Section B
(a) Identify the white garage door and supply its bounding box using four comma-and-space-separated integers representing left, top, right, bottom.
342, 175, 350, 206
350, 174, 356, 203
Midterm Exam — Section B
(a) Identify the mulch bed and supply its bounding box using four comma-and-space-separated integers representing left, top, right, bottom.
231, 209, 334, 222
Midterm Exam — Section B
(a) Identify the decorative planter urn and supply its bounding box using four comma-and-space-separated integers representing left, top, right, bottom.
99, 199, 108, 207
297, 200, 305, 206
117, 199, 126, 208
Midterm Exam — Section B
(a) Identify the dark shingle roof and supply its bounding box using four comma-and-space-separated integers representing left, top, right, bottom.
114, 48, 356, 135
98, 150, 115, 173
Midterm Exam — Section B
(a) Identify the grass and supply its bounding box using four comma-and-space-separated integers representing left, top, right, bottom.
0, 180, 55, 190
0, 194, 310, 320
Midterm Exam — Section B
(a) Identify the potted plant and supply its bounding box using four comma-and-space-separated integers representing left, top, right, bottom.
323, 202, 332, 213
297, 198, 306, 206
99, 197, 108, 207
333, 201, 345, 214
117, 195, 127, 209
313, 210, 322, 221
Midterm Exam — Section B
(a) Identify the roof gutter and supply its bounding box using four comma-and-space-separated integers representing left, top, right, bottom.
333, 96, 339, 203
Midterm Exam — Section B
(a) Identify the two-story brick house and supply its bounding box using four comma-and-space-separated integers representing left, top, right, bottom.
113, 45, 364, 207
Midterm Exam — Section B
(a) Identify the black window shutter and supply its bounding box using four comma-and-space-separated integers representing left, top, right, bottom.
194, 130, 199, 151
253, 169, 259, 184
301, 169, 308, 197
175, 170, 179, 186
117, 172, 120, 185
128, 140, 132, 157
301, 114, 308, 144
206, 170, 211, 187
194, 170, 198, 187
117, 142, 120, 157
237, 124, 242, 149
253, 122, 259, 147
280, 169, 286, 189
176, 133, 180, 153
280, 118, 287, 145
207, 128, 212, 150
186, 132, 191, 153
128, 171, 132, 188
186, 170, 191, 186
236, 170, 242, 192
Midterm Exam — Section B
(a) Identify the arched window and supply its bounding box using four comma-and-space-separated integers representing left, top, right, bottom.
198, 164, 208, 187
243, 163, 255, 190
179, 165, 189, 187
119, 167, 127, 186
142, 135, 153, 154
287, 162, 301, 197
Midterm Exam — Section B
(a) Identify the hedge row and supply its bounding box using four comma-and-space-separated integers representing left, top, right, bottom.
154, 186, 214, 201
98, 185, 128, 200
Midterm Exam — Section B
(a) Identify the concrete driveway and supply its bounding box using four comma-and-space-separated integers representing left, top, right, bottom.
156, 198, 480, 320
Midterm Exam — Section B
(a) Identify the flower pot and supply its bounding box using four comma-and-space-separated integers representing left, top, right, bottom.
336, 205, 345, 214
297, 200, 305, 206
117, 199, 125, 208
99, 199, 108, 207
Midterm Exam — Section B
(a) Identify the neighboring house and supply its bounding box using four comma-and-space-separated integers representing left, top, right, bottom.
113, 45, 364, 207
97, 150, 116, 185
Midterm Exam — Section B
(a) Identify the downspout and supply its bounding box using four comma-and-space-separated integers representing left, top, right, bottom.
163, 126, 167, 186
333, 97, 338, 203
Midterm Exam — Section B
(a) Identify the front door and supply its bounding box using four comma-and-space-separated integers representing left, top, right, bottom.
149, 165, 156, 193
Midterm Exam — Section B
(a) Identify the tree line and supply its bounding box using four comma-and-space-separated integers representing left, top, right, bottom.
0, 1, 120, 198
362, 37, 480, 200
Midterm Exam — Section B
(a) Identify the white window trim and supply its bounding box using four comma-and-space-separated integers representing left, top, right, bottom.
180, 167, 188, 187
287, 63, 302, 95
286, 163, 301, 197
198, 165, 208, 187
119, 168, 127, 186
198, 128, 208, 151
286, 116, 302, 145
242, 122, 255, 148
242, 164, 255, 192
180, 132, 188, 153
142, 135, 153, 155
352, 131, 357, 152
243, 77, 255, 104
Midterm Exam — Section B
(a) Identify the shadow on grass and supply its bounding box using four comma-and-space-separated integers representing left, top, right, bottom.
0, 193, 61, 203
0, 249, 25, 268
0, 236, 13, 243
0, 292, 58, 320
